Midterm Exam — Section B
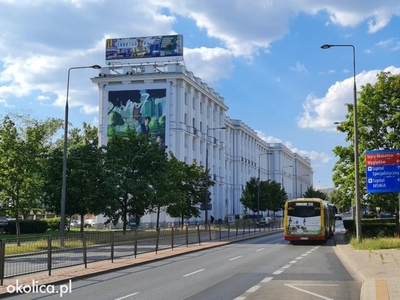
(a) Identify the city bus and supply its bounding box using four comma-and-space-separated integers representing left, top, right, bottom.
284, 198, 335, 243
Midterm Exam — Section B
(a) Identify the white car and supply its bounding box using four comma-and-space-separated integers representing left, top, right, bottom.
84, 219, 95, 227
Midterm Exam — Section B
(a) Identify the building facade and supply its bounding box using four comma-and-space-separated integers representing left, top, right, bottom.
91, 63, 313, 226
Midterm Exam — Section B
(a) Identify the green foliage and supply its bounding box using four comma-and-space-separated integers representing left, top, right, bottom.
45, 217, 61, 231
240, 178, 287, 214
102, 128, 168, 231
0, 114, 62, 237
165, 154, 208, 224
302, 186, 328, 199
7, 220, 48, 234
332, 72, 400, 212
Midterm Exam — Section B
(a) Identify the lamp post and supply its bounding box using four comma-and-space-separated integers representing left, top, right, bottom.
281, 165, 293, 196
295, 174, 309, 198
321, 44, 361, 242
257, 152, 272, 219
204, 126, 226, 228
60, 65, 101, 236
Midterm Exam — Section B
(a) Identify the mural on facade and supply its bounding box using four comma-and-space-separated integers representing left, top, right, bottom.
107, 89, 166, 146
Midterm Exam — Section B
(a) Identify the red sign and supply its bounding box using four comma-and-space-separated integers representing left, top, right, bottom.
365, 152, 400, 166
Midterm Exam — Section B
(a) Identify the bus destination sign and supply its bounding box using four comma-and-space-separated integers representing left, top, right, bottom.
365, 149, 400, 193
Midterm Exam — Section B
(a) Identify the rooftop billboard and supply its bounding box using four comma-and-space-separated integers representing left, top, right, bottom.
105, 35, 183, 65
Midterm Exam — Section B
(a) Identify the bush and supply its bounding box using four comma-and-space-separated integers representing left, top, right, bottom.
7, 220, 48, 234
45, 217, 62, 231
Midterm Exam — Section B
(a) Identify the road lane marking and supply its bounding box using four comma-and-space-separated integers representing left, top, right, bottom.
115, 292, 140, 300
229, 256, 242, 261
246, 285, 260, 293
301, 253, 308, 257
272, 270, 283, 274
183, 269, 205, 277
233, 297, 246, 300
285, 284, 338, 300
296, 256, 303, 259
261, 277, 273, 283
282, 264, 291, 269
289, 260, 297, 264
256, 247, 266, 251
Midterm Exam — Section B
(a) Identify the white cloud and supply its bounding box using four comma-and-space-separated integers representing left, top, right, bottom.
289, 62, 307, 73
297, 66, 400, 132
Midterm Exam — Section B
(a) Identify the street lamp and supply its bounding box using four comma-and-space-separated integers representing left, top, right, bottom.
295, 174, 309, 198
281, 165, 293, 196
257, 152, 272, 219
204, 126, 226, 228
60, 65, 102, 236
321, 44, 361, 242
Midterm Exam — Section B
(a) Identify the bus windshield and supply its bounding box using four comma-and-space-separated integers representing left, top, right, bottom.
287, 201, 321, 217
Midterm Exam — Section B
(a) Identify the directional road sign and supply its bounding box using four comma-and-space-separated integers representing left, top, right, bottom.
365, 149, 400, 193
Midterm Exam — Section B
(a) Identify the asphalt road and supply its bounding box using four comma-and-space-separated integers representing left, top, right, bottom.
9, 225, 359, 300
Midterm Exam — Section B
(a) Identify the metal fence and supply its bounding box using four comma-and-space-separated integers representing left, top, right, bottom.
0, 218, 283, 285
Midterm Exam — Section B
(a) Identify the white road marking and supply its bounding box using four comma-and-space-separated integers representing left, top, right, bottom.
256, 247, 266, 252
246, 285, 261, 293
285, 284, 339, 300
183, 269, 205, 277
296, 256, 303, 259
114, 292, 140, 300
272, 270, 283, 275
301, 253, 308, 256
289, 260, 297, 264
229, 256, 242, 261
233, 297, 246, 300
282, 264, 291, 269
261, 277, 273, 283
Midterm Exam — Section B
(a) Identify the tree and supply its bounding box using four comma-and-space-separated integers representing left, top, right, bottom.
166, 156, 209, 227
0, 114, 62, 238
261, 180, 288, 213
333, 72, 400, 214
303, 186, 328, 200
240, 178, 288, 216
102, 128, 166, 231
240, 177, 258, 216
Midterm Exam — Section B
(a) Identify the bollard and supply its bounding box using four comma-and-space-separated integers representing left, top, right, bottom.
111, 231, 114, 263
47, 236, 52, 276
82, 233, 87, 268
197, 224, 201, 245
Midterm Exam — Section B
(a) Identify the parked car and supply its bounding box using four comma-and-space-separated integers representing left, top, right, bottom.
0, 216, 8, 233
256, 217, 272, 228
70, 220, 81, 228
335, 214, 342, 220
379, 212, 394, 218
84, 219, 95, 227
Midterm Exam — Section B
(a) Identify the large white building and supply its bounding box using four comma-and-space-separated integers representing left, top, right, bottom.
91, 63, 313, 226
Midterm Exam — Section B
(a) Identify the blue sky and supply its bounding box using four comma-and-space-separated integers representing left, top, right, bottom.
1, 0, 400, 189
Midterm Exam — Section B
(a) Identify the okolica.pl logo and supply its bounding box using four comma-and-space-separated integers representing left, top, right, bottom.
7, 279, 72, 297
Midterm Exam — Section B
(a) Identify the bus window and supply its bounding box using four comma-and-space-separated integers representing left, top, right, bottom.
287, 202, 321, 217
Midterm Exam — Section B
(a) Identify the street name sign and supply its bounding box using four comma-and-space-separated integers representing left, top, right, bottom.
365, 149, 400, 193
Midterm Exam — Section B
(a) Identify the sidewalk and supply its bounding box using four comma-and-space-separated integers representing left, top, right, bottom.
333, 231, 400, 300
1, 230, 399, 299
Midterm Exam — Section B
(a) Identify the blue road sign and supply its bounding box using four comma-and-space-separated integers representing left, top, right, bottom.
365, 149, 400, 193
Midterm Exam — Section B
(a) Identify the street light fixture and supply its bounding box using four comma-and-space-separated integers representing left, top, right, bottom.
204, 126, 226, 228
60, 65, 102, 236
295, 174, 309, 198
281, 165, 293, 195
257, 152, 272, 219
321, 44, 361, 242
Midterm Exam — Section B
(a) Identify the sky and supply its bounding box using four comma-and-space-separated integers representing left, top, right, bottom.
1, 0, 400, 189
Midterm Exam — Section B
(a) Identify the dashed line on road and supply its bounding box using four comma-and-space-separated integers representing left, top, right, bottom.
229, 256, 242, 261
245, 285, 261, 293
261, 277, 273, 283
114, 292, 140, 300
256, 247, 266, 252
183, 268, 205, 277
